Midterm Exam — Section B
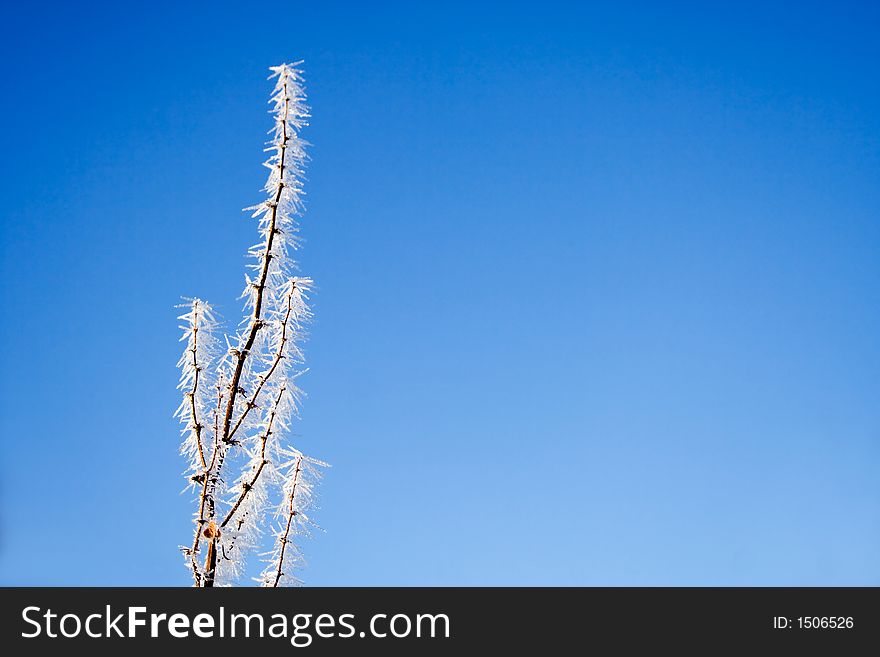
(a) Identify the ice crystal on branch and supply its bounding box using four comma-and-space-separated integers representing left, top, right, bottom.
175, 63, 327, 587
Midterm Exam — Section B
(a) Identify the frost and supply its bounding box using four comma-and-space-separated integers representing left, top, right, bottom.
175, 63, 327, 587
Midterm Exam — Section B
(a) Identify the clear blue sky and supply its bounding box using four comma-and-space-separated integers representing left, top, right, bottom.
1, 1, 878, 586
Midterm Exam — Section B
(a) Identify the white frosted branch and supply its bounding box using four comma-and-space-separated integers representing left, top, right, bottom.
178, 62, 327, 587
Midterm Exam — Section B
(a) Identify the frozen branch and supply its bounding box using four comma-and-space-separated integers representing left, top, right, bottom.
175, 299, 218, 475
177, 62, 326, 588
227, 277, 311, 444
261, 453, 328, 587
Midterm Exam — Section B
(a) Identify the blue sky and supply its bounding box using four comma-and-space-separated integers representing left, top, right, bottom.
1, 1, 878, 585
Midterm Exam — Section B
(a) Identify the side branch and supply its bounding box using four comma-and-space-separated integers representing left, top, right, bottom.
187, 326, 208, 469
221, 385, 287, 530
226, 280, 298, 444
271, 454, 304, 587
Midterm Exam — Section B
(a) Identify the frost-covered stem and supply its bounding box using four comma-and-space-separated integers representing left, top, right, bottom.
189, 443, 218, 585
271, 455, 304, 587
218, 79, 292, 453
176, 300, 218, 586
221, 385, 286, 530
178, 64, 322, 587
200, 432, 228, 587
186, 328, 208, 470
226, 281, 298, 444
188, 377, 229, 586
189, 483, 208, 586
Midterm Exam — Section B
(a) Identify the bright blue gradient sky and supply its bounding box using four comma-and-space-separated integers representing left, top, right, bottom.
1, 1, 878, 585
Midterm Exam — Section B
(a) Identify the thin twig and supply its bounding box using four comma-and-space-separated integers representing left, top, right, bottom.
226, 281, 298, 444
187, 323, 208, 470
221, 385, 287, 529
271, 454, 304, 587
188, 378, 226, 586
